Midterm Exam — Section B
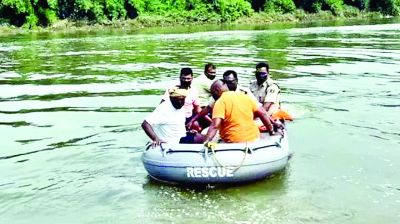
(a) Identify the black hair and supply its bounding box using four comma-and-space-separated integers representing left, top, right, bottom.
180, 67, 193, 76
222, 70, 238, 80
256, 62, 269, 71
204, 63, 216, 72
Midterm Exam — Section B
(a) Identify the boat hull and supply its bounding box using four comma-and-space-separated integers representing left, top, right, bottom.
142, 131, 291, 184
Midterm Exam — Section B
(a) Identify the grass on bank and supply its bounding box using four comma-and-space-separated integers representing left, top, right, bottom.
0, 9, 386, 36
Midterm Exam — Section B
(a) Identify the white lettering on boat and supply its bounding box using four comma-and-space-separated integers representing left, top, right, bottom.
186, 167, 234, 178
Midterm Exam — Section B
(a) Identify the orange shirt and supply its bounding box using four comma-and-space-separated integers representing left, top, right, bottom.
212, 91, 260, 143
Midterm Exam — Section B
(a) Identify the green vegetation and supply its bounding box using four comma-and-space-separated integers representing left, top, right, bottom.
0, 0, 399, 28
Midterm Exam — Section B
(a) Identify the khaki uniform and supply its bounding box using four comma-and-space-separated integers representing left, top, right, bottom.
249, 78, 280, 114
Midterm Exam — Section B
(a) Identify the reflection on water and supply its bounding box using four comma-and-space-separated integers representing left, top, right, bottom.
1, 19, 400, 223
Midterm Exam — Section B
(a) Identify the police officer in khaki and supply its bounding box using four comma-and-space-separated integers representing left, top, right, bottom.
249, 62, 280, 115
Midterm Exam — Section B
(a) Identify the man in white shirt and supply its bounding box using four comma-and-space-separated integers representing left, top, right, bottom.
190, 63, 217, 130
194, 63, 217, 107
142, 87, 205, 147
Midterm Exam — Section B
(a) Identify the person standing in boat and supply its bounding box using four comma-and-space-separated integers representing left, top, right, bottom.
142, 87, 205, 147
160, 67, 202, 125
204, 80, 275, 144
249, 62, 280, 116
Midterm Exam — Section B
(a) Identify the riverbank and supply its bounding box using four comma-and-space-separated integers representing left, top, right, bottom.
0, 9, 387, 36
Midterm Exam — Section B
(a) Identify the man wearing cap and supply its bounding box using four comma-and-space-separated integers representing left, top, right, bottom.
249, 62, 280, 115
161, 67, 201, 124
142, 87, 204, 147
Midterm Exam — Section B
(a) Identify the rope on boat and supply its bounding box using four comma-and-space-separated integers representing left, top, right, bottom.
204, 130, 286, 172
206, 141, 250, 172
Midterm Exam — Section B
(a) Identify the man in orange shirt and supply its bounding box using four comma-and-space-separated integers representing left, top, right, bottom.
204, 79, 275, 143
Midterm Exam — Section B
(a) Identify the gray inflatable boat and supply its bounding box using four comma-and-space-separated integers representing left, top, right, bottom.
142, 130, 291, 184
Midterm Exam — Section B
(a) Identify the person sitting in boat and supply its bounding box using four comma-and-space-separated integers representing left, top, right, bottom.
187, 70, 261, 132
224, 70, 284, 129
222, 70, 259, 103
190, 63, 217, 130
204, 79, 275, 144
160, 67, 201, 126
194, 63, 217, 108
249, 62, 280, 116
142, 87, 205, 147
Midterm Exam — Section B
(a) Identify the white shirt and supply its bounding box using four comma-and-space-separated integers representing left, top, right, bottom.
193, 74, 214, 107
145, 101, 186, 144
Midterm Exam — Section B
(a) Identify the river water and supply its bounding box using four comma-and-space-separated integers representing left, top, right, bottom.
1, 19, 399, 223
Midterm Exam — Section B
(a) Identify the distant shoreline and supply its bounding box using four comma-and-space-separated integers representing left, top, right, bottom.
0, 10, 388, 36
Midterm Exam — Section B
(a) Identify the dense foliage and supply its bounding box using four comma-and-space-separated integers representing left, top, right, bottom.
0, 0, 399, 28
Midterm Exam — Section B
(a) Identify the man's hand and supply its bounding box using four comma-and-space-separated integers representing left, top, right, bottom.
142, 120, 166, 147
268, 130, 276, 136
270, 120, 285, 136
271, 119, 284, 130
151, 137, 166, 148
204, 141, 217, 150
185, 120, 194, 130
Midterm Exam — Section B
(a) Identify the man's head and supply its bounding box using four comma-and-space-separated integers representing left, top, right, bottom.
222, 70, 238, 91
210, 79, 229, 101
255, 62, 269, 84
180, 67, 193, 89
168, 87, 187, 109
204, 63, 216, 80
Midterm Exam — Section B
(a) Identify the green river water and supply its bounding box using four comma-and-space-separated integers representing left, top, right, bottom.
0, 19, 399, 224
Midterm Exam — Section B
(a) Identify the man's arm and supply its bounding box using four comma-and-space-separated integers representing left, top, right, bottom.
263, 83, 280, 114
141, 120, 165, 147
205, 118, 222, 142
263, 102, 274, 113
193, 103, 202, 114
186, 105, 212, 129
254, 107, 275, 135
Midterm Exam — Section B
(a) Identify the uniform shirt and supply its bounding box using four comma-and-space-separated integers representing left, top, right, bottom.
145, 101, 186, 144
212, 91, 260, 143
249, 78, 280, 113
162, 86, 200, 118
193, 74, 214, 107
